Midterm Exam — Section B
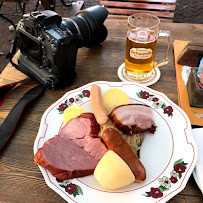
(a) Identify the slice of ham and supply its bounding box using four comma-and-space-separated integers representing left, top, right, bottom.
60, 113, 100, 139
75, 137, 107, 160
34, 135, 99, 180
60, 112, 107, 160
109, 104, 156, 135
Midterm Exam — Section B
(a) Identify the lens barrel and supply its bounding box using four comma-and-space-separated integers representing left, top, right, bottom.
61, 5, 108, 47
78, 5, 109, 29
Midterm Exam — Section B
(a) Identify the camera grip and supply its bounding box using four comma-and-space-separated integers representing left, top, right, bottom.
18, 53, 56, 89
18, 53, 76, 89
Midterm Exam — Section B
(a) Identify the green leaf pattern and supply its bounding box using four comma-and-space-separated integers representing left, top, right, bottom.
76, 185, 83, 195
159, 185, 169, 192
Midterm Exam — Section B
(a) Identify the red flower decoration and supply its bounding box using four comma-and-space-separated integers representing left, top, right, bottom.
163, 106, 173, 115
69, 98, 74, 103
59, 103, 68, 111
149, 187, 163, 198
170, 176, 178, 183
152, 97, 159, 102
65, 184, 78, 194
174, 164, 186, 173
141, 91, 149, 99
82, 90, 90, 97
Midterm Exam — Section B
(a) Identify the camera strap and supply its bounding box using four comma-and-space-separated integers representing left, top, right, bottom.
0, 37, 44, 150
6, 36, 20, 71
0, 78, 44, 150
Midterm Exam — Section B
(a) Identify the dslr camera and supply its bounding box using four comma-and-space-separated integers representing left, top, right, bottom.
14, 6, 108, 89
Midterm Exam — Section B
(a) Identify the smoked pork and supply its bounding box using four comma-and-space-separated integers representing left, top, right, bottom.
60, 113, 107, 160
34, 135, 99, 180
109, 104, 156, 135
34, 113, 107, 180
60, 113, 100, 138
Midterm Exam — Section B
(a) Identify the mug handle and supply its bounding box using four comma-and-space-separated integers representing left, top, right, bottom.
154, 30, 171, 68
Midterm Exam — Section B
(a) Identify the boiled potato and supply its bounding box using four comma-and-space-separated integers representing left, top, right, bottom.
103, 88, 130, 114
63, 106, 85, 126
94, 150, 135, 190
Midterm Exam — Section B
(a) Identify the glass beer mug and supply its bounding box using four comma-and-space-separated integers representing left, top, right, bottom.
125, 13, 171, 80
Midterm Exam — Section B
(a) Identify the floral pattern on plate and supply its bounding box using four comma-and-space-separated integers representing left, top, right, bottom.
57, 179, 83, 198
57, 89, 90, 114
145, 158, 188, 198
136, 90, 174, 117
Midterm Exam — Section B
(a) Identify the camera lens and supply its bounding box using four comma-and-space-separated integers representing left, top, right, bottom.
61, 5, 108, 47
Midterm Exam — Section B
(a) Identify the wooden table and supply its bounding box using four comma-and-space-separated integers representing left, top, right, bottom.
0, 20, 203, 202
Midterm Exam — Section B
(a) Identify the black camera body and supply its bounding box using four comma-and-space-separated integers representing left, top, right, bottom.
15, 6, 108, 89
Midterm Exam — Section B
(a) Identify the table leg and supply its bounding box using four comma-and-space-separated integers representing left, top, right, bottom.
0, 1, 3, 9
16, 0, 25, 14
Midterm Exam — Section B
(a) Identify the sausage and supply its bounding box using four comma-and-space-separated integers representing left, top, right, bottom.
90, 84, 108, 125
102, 128, 146, 182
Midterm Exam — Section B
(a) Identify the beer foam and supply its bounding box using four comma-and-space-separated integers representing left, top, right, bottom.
137, 30, 148, 42
129, 32, 136, 40
129, 28, 157, 43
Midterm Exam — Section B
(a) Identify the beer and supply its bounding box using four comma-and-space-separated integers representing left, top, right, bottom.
125, 28, 158, 79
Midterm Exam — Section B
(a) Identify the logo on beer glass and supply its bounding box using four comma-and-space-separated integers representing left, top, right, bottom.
130, 48, 152, 60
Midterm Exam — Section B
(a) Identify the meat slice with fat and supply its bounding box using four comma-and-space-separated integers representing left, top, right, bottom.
34, 135, 99, 180
60, 113, 100, 139
60, 112, 107, 160
109, 104, 156, 135
75, 137, 107, 160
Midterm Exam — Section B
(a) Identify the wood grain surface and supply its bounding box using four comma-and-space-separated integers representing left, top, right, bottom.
0, 20, 203, 202
100, 0, 176, 22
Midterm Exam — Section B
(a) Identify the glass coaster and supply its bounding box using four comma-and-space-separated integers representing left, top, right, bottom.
117, 63, 161, 86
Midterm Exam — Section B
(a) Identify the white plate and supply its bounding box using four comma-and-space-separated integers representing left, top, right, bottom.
33, 81, 198, 203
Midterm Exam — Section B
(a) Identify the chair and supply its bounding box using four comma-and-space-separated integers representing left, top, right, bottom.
0, 0, 26, 14
39, 0, 84, 12
100, 0, 177, 22
0, 0, 26, 29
